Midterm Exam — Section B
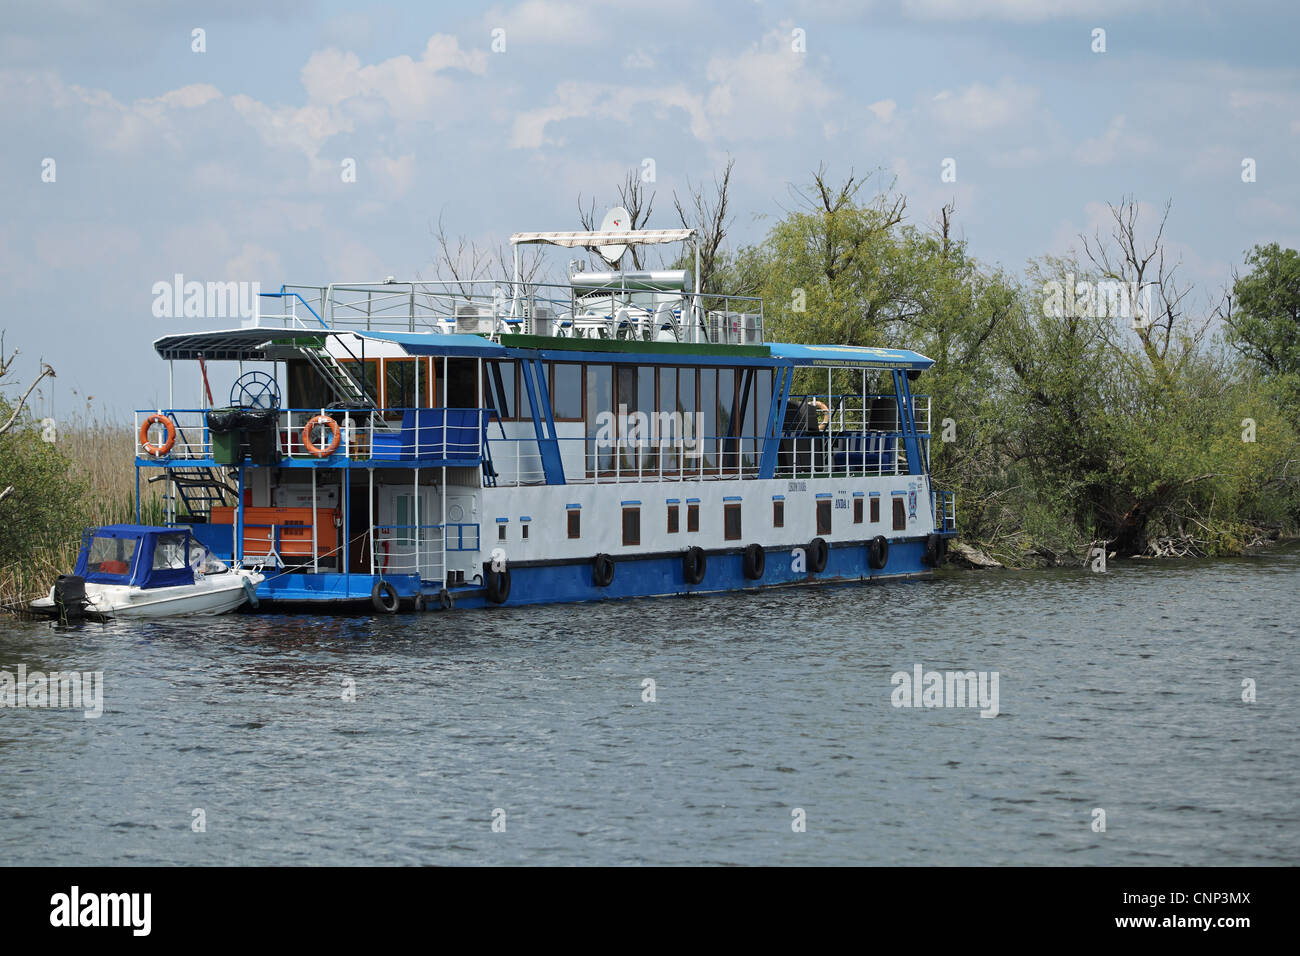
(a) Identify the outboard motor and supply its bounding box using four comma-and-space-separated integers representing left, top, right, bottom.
53, 574, 88, 621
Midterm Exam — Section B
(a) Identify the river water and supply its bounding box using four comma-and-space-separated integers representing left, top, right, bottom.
1, 544, 1296, 866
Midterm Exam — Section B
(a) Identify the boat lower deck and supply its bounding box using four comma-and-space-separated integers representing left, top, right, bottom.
247, 537, 942, 613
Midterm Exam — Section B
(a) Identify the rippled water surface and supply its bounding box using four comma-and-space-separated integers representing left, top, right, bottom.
2, 545, 1297, 865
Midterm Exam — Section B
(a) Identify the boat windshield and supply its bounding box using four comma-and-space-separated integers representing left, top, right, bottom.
152, 532, 190, 570
85, 536, 139, 577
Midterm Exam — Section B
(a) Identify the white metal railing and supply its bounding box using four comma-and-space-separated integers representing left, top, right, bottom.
254, 280, 764, 346
484, 431, 909, 486
134, 408, 487, 463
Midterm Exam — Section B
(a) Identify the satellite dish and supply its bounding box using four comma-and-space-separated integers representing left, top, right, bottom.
597, 206, 630, 265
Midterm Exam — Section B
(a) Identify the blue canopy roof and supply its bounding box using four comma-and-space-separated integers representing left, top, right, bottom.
74, 525, 196, 590
354, 331, 507, 357
766, 343, 934, 370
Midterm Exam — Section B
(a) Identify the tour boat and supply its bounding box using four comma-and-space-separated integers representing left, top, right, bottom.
30, 525, 264, 620
127, 225, 955, 614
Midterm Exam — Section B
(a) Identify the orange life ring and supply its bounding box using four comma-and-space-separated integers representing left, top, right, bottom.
302, 414, 341, 457
140, 413, 176, 456
812, 400, 830, 430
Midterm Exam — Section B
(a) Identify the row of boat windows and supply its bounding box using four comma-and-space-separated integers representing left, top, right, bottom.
495, 497, 908, 546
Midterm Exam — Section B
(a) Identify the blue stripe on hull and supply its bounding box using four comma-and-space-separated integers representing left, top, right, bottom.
443, 540, 932, 611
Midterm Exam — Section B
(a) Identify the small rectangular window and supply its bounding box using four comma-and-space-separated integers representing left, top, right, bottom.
724, 503, 742, 541
687, 503, 700, 533
623, 507, 641, 546
817, 499, 832, 536
892, 497, 906, 531
773, 500, 784, 528
567, 509, 581, 539
870, 497, 880, 523
667, 504, 679, 534
498, 523, 506, 541
854, 498, 864, 524
522, 524, 529, 539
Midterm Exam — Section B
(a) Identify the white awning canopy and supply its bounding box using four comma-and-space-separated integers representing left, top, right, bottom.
510, 229, 696, 247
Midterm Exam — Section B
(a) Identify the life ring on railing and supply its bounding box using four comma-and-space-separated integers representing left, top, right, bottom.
302, 414, 341, 457
682, 546, 707, 585
139, 414, 176, 456
371, 580, 399, 613
742, 543, 766, 580
812, 400, 831, 431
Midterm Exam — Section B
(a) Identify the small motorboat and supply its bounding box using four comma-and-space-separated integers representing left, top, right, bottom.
30, 524, 264, 620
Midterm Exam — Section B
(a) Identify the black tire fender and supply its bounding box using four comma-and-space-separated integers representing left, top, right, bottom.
742, 543, 766, 580
484, 564, 512, 604
868, 535, 889, 571
371, 580, 399, 614
591, 553, 615, 588
683, 546, 707, 585
808, 537, 829, 574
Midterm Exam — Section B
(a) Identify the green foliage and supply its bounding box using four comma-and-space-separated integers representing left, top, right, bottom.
1227, 243, 1300, 378
735, 172, 1300, 560
0, 400, 88, 564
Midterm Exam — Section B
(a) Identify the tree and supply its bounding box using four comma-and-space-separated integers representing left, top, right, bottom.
0, 334, 56, 505
579, 168, 657, 270
1225, 242, 1300, 378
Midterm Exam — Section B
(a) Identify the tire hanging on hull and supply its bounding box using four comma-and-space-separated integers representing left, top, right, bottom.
742, 543, 766, 580
683, 547, 707, 585
868, 535, 889, 571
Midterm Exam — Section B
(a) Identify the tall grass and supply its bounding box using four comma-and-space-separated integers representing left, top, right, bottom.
0, 410, 163, 612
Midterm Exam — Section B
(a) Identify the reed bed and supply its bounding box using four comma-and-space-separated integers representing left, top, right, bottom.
0, 410, 163, 612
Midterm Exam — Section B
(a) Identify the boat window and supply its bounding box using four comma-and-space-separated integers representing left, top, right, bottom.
871, 498, 880, 523
550, 363, 583, 421
586, 365, 613, 472
667, 503, 679, 534
152, 533, 190, 570
817, 499, 832, 535
892, 497, 906, 531
659, 368, 678, 472
724, 503, 742, 541
338, 357, 381, 407
487, 360, 518, 421
86, 536, 138, 576
687, 503, 700, 533
773, 500, 784, 528
699, 369, 717, 472
286, 359, 331, 410
622, 507, 641, 547
854, 498, 864, 524
384, 359, 429, 412
567, 509, 581, 539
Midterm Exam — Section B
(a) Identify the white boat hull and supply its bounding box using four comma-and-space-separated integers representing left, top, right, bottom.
32, 570, 263, 619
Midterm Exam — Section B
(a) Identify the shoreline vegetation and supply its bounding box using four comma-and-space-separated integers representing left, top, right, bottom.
2, 168, 1297, 609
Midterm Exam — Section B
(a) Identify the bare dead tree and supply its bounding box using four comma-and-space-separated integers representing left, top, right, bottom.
579, 168, 657, 270
429, 212, 495, 299
937, 200, 956, 260
785, 164, 907, 283
673, 157, 735, 299
0, 334, 57, 503
1081, 196, 1204, 381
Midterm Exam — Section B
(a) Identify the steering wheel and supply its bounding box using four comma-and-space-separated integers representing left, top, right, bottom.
230, 371, 281, 410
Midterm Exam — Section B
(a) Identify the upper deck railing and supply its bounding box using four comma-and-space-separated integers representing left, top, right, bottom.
255, 279, 764, 346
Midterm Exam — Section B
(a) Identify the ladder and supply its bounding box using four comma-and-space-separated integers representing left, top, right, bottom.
152, 466, 236, 520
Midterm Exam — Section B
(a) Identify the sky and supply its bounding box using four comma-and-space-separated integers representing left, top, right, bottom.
2, 0, 1298, 415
